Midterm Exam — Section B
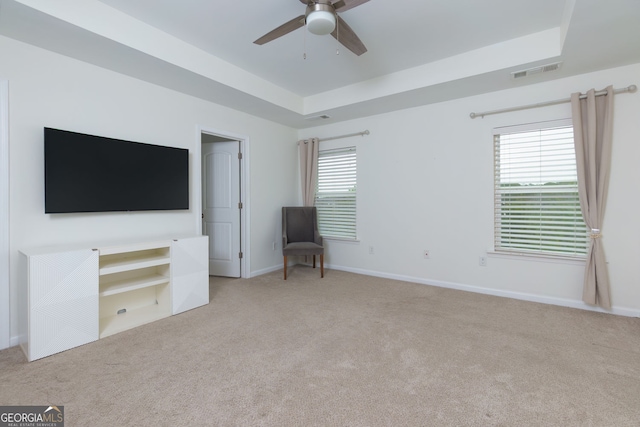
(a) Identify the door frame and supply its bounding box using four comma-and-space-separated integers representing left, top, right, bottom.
195, 126, 250, 278
1, 80, 9, 349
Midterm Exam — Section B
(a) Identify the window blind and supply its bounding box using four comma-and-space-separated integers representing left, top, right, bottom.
493, 120, 588, 257
315, 146, 357, 239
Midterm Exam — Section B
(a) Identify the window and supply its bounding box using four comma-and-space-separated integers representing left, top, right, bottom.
493, 119, 588, 257
315, 146, 357, 239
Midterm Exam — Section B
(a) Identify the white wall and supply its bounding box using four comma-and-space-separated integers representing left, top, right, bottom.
0, 35, 298, 344
300, 63, 640, 315
0, 79, 9, 349
2, 34, 637, 349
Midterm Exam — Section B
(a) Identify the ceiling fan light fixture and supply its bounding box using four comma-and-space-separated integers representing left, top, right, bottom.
306, 4, 336, 35
255, 0, 368, 56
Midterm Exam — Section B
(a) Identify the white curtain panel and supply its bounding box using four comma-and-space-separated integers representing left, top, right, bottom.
571, 86, 614, 309
298, 138, 319, 207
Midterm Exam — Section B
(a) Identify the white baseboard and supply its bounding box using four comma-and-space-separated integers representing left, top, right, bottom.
251, 258, 324, 278
249, 264, 283, 278
325, 264, 639, 318
6, 335, 19, 349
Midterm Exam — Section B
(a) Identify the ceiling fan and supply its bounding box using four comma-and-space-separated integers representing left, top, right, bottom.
254, 0, 369, 56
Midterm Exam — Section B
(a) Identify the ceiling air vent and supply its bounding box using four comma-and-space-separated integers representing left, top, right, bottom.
305, 114, 331, 121
511, 62, 562, 79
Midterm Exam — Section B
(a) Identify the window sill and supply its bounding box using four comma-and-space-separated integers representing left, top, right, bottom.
323, 237, 360, 244
487, 250, 587, 266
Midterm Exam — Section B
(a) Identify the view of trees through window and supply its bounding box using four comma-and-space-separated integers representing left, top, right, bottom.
494, 122, 588, 256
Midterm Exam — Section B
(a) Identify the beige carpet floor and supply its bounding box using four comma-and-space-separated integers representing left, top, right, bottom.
1, 266, 639, 426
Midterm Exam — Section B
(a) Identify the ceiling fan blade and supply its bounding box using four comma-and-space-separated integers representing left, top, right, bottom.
254, 15, 306, 45
331, 15, 367, 56
332, 0, 370, 13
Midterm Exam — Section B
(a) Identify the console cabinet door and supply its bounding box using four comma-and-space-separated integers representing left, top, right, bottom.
20, 249, 99, 361
171, 236, 209, 314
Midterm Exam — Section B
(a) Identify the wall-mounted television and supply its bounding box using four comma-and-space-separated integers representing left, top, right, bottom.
44, 127, 189, 214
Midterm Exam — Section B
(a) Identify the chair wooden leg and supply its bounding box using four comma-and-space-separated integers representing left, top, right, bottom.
313, 255, 316, 268
320, 254, 324, 278
283, 255, 287, 280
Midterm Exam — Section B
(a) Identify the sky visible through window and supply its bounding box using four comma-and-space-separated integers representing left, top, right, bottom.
498, 126, 576, 185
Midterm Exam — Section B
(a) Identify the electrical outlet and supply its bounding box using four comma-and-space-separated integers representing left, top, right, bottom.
423, 250, 430, 259
479, 256, 487, 266
369, 246, 374, 255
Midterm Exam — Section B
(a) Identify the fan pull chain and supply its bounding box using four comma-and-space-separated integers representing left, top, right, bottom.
303, 18, 307, 60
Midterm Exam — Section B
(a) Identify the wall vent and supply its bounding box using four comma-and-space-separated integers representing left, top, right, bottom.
511, 62, 562, 79
305, 114, 331, 121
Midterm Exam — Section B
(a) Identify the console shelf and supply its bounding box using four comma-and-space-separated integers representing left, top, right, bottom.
98, 243, 172, 339
99, 251, 170, 275
19, 235, 209, 361
99, 273, 170, 297
100, 303, 171, 338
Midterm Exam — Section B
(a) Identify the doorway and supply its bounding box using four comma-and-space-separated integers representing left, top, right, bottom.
199, 130, 248, 278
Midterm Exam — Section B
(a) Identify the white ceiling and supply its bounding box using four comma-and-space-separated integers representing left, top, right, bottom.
96, 0, 566, 96
1, 0, 639, 128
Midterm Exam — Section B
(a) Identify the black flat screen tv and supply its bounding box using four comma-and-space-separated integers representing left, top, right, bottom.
45, 127, 189, 214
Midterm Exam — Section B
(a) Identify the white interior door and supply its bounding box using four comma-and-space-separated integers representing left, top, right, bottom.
202, 140, 241, 277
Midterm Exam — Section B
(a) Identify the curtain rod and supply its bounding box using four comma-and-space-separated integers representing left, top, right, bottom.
469, 84, 637, 119
318, 130, 370, 142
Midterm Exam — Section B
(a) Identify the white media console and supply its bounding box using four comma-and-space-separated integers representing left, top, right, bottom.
18, 235, 209, 361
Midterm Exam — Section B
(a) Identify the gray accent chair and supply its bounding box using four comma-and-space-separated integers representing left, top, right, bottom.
282, 206, 324, 280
